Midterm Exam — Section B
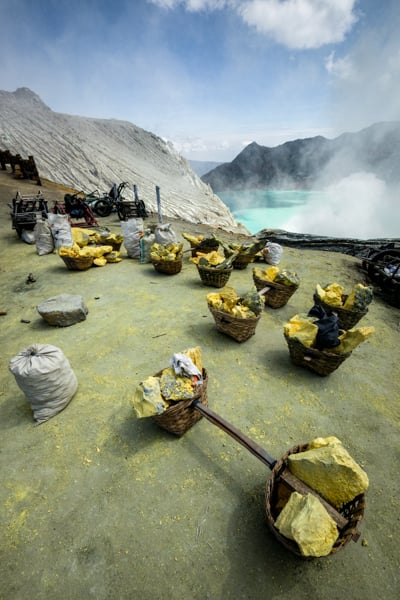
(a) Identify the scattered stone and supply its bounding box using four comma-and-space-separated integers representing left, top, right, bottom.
26, 273, 36, 284
20, 319, 31, 323
0, 310, 7, 316
275, 492, 339, 557
37, 293, 88, 327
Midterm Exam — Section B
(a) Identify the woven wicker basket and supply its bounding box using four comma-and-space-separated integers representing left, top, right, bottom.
61, 255, 94, 271
253, 273, 299, 308
265, 443, 366, 558
190, 244, 218, 257
208, 305, 261, 342
151, 257, 183, 275
313, 294, 368, 330
232, 253, 256, 270
197, 265, 233, 288
284, 333, 351, 376
152, 368, 208, 436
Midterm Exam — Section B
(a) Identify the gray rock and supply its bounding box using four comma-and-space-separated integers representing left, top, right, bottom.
37, 293, 88, 327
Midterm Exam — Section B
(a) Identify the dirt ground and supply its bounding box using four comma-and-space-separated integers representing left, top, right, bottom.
1, 170, 399, 600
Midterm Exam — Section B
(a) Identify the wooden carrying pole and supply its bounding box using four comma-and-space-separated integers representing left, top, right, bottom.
191, 399, 348, 530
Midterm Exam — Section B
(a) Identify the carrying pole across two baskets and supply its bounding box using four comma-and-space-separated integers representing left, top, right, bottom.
189, 398, 365, 558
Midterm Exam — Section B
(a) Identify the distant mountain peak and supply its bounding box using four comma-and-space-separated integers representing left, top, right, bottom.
0, 88, 246, 232
202, 122, 400, 192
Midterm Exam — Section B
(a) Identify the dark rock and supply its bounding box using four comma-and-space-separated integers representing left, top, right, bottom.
37, 293, 88, 327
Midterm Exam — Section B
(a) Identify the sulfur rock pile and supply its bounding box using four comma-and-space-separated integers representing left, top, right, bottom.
206, 286, 264, 318
132, 347, 203, 418
315, 282, 373, 312
275, 436, 369, 557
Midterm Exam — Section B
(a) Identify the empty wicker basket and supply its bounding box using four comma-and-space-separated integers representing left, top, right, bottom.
60, 255, 94, 271
152, 368, 208, 436
265, 443, 365, 557
151, 257, 183, 275
208, 305, 261, 342
284, 333, 351, 376
313, 294, 368, 330
197, 265, 233, 288
253, 273, 299, 308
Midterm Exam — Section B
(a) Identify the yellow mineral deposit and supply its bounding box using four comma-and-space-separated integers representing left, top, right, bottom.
287, 437, 369, 508
275, 491, 339, 557
131, 376, 168, 418
283, 314, 319, 347
329, 327, 375, 354
160, 367, 196, 400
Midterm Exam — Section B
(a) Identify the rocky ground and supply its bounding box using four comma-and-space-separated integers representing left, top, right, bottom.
1, 170, 399, 599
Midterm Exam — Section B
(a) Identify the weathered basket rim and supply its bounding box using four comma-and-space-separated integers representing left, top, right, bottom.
208, 304, 261, 342
151, 256, 183, 274
284, 332, 352, 376
253, 272, 299, 292
60, 255, 94, 270
197, 264, 233, 273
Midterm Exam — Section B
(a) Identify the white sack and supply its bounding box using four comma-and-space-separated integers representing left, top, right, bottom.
34, 218, 54, 255
47, 213, 73, 249
9, 344, 78, 424
121, 218, 144, 259
263, 242, 283, 265
154, 223, 177, 245
140, 228, 155, 263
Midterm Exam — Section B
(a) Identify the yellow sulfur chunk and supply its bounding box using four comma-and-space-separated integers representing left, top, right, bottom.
182, 232, 203, 245
160, 367, 195, 401
80, 245, 113, 258
93, 257, 107, 267
58, 244, 80, 258
327, 326, 375, 354
275, 492, 339, 557
71, 228, 90, 247
284, 314, 318, 347
182, 346, 203, 372
343, 283, 373, 311
105, 251, 122, 263
253, 266, 279, 282
316, 283, 344, 307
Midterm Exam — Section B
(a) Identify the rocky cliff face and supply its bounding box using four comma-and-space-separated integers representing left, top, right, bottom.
202, 122, 400, 192
0, 88, 246, 232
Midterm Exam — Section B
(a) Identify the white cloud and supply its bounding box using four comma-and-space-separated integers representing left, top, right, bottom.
325, 51, 354, 79
238, 0, 358, 49
148, 0, 358, 49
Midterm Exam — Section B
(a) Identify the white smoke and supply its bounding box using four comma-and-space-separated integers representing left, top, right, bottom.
282, 172, 400, 239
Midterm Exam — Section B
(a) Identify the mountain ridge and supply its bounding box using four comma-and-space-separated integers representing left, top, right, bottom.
201, 121, 400, 192
0, 87, 245, 233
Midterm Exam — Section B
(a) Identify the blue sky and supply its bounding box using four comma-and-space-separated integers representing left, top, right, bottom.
1, 0, 399, 161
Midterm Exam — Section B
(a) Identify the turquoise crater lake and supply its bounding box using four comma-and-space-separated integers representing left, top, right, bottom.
218, 189, 324, 234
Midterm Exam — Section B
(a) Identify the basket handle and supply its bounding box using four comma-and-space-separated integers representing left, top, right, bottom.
191, 399, 348, 530
191, 398, 277, 469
